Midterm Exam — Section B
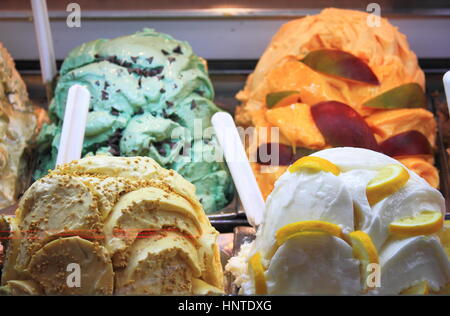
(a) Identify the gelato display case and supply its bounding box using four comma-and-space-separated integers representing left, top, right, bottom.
0, 0, 449, 296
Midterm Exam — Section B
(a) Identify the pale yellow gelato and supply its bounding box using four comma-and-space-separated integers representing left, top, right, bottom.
0, 43, 46, 209
0, 155, 223, 295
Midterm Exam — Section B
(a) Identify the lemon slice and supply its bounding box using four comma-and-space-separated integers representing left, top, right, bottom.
366, 164, 409, 205
275, 220, 343, 247
248, 252, 267, 295
288, 156, 340, 176
348, 231, 378, 291
438, 220, 450, 259
389, 211, 443, 236
400, 281, 429, 295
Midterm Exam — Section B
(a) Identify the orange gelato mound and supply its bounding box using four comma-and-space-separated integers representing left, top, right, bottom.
237, 8, 424, 116
366, 108, 436, 145
397, 157, 439, 189
266, 103, 325, 149
236, 8, 438, 197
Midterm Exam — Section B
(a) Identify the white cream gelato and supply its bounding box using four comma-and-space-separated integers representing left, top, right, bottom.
226, 147, 449, 294
265, 234, 360, 294
375, 235, 450, 294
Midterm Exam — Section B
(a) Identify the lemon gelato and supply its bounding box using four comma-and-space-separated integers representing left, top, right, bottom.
226, 147, 450, 295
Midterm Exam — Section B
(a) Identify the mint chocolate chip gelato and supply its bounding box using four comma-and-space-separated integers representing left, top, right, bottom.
35, 29, 233, 213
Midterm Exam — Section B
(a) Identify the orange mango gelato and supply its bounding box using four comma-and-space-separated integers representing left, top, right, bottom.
265, 103, 326, 149
236, 8, 438, 197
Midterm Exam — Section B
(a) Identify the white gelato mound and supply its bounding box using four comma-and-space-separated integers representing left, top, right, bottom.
226, 147, 449, 294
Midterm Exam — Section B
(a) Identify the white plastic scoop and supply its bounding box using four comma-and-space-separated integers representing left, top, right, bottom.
31, 0, 57, 100
56, 85, 90, 166
444, 71, 450, 114
212, 112, 265, 227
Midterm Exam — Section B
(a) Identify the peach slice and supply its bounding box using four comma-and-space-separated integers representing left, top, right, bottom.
365, 108, 436, 145
256, 142, 293, 166
301, 49, 379, 85
310, 101, 380, 150
380, 130, 432, 157
363, 83, 427, 109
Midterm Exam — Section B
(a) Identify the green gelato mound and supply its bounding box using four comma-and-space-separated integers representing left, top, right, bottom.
35, 29, 234, 213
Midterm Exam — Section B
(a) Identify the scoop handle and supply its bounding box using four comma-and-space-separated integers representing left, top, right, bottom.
212, 112, 265, 227
56, 85, 90, 166
31, 0, 57, 100
444, 71, 450, 114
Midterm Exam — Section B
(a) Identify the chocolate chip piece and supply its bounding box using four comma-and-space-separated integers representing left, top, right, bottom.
194, 89, 204, 96
136, 108, 144, 115
121, 61, 132, 68
165, 101, 174, 108
174, 83, 178, 89
168, 57, 176, 63
131, 56, 138, 63
173, 45, 183, 54
161, 49, 169, 56
94, 54, 100, 59
157, 75, 165, 81
154, 141, 168, 156
108, 55, 119, 64
158, 147, 167, 156
160, 88, 166, 94
101, 91, 109, 100
116, 89, 121, 93
147, 57, 154, 64
104, 81, 110, 90
138, 78, 142, 88
95, 81, 100, 86
110, 108, 119, 116
107, 128, 123, 156
190, 100, 197, 110
148, 66, 164, 77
